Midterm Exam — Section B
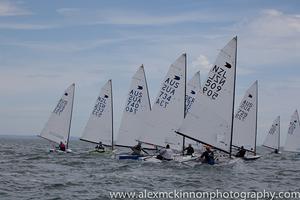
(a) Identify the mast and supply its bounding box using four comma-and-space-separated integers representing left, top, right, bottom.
110, 80, 114, 150
278, 116, 280, 151
142, 64, 152, 111
184, 53, 187, 118
229, 36, 237, 158
254, 80, 258, 155
182, 53, 187, 153
66, 83, 75, 149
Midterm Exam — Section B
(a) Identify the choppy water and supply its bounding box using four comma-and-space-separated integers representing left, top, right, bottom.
0, 136, 300, 200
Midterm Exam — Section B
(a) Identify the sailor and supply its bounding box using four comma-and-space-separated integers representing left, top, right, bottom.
59, 142, 66, 151
235, 146, 246, 158
200, 146, 214, 165
95, 141, 105, 152
274, 149, 279, 154
131, 142, 147, 156
184, 144, 195, 156
156, 144, 174, 161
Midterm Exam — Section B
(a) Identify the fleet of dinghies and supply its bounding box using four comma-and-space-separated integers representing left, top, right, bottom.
39, 36, 300, 164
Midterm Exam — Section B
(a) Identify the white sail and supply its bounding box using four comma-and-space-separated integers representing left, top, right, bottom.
177, 37, 237, 153
81, 80, 113, 146
40, 83, 75, 146
263, 116, 280, 151
116, 65, 151, 147
233, 81, 258, 152
140, 54, 186, 149
284, 110, 300, 152
186, 71, 201, 114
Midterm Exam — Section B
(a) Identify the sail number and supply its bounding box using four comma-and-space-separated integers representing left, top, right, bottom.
126, 90, 142, 114
288, 122, 296, 135
185, 95, 195, 113
53, 99, 68, 115
235, 100, 253, 121
92, 96, 107, 118
202, 65, 227, 100
156, 77, 180, 108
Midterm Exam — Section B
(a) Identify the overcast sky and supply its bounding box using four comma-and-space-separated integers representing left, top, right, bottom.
0, 0, 299, 145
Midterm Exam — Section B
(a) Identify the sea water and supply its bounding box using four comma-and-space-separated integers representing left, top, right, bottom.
0, 136, 300, 200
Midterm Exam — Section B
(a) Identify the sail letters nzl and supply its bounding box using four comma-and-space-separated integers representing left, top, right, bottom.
156, 76, 180, 108
92, 96, 107, 118
203, 63, 231, 100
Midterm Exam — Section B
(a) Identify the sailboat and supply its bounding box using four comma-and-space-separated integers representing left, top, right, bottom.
80, 80, 114, 153
284, 110, 300, 153
263, 116, 280, 153
39, 83, 75, 153
176, 37, 238, 165
139, 53, 187, 151
232, 81, 261, 160
115, 65, 153, 160
185, 71, 201, 115
182, 71, 202, 152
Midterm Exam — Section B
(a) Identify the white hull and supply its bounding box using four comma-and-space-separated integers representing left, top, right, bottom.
181, 156, 240, 167
243, 154, 261, 161
49, 148, 72, 153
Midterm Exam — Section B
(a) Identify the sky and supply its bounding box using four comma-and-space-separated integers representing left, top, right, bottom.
0, 0, 299, 145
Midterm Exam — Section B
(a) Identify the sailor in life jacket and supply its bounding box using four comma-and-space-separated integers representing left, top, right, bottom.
184, 144, 195, 156
156, 144, 174, 161
131, 142, 148, 156
95, 141, 105, 152
235, 146, 246, 158
200, 146, 215, 165
59, 142, 66, 151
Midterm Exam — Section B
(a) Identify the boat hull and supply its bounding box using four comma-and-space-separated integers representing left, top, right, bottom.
243, 155, 261, 160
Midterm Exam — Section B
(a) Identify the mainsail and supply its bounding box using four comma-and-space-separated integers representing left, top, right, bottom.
284, 110, 300, 153
263, 116, 280, 151
116, 65, 151, 147
185, 71, 201, 115
177, 37, 237, 154
80, 80, 113, 147
232, 81, 258, 153
40, 83, 75, 148
140, 54, 187, 149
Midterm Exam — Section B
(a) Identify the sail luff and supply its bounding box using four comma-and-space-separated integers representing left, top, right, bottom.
278, 116, 280, 151
254, 80, 258, 155
143, 64, 152, 111
66, 83, 75, 149
229, 36, 238, 157
110, 80, 114, 150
